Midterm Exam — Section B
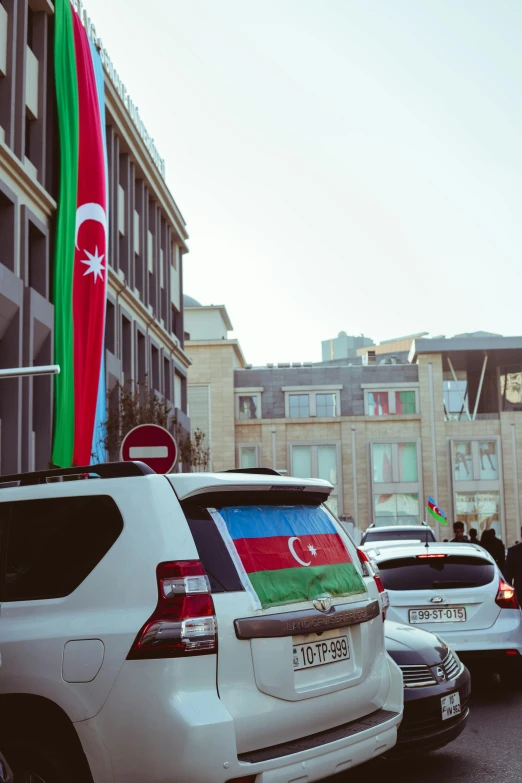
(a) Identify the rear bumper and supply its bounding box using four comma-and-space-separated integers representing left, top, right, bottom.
440, 610, 522, 656
78, 656, 403, 783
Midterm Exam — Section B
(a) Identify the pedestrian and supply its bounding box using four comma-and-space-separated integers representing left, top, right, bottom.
481, 528, 506, 573
469, 527, 479, 546
450, 521, 469, 543
505, 542, 522, 604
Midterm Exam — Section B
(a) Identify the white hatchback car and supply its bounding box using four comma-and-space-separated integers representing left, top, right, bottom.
0, 462, 402, 783
364, 541, 522, 685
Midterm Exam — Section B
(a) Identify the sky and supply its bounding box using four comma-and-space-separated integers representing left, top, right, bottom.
87, 0, 522, 365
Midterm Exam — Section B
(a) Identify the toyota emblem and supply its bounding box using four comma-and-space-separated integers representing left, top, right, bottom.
313, 597, 333, 614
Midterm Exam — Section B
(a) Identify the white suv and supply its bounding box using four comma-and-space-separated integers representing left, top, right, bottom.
366, 541, 522, 684
0, 462, 403, 783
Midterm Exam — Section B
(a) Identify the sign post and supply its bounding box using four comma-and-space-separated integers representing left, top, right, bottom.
121, 424, 178, 474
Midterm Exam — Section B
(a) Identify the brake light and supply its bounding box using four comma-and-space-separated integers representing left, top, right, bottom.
127, 561, 217, 660
416, 554, 447, 559
495, 579, 520, 610
357, 549, 388, 619
506, 650, 520, 656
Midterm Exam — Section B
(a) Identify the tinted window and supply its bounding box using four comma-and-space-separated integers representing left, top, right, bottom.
182, 501, 244, 593
364, 529, 436, 543
378, 555, 495, 591
6, 495, 123, 601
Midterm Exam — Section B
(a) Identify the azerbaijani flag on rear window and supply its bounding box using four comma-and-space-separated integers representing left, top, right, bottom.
209, 505, 366, 609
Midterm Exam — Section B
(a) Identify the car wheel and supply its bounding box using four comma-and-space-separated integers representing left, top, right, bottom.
3, 741, 89, 783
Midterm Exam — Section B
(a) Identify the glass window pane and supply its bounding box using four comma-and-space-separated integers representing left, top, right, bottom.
238, 395, 258, 420
398, 442, 418, 482
240, 447, 257, 469
316, 393, 336, 417
289, 394, 310, 418
395, 391, 416, 415
479, 441, 498, 480
292, 446, 312, 478
368, 391, 389, 416
453, 442, 474, 481
372, 443, 393, 483
443, 379, 468, 419
455, 491, 501, 538
500, 368, 522, 411
374, 493, 419, 525
317, 445, 337, 486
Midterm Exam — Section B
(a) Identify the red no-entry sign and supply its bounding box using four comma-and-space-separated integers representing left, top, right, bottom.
121, 424, 178, 474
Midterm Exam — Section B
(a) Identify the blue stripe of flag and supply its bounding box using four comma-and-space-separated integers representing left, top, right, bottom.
218, 505, 337, 540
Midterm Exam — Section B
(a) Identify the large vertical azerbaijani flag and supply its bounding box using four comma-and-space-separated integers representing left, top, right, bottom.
52, 0, 108, 467
210, 505, 366, 609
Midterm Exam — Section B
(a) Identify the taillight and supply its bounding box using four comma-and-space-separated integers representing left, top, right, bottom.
127, 561, 217, 660
357, 549, 388, 619
416, 554, 447, 559
495, 579, 520, 610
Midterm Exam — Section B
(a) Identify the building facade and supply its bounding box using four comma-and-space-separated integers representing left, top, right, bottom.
0, 0, 190, 474
185, 296, 246, 472
187, 309, 522, 545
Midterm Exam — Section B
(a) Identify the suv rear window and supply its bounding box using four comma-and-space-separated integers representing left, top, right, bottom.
364, 529, 436, 543
4, 495, 123, 601
378, 555, 495, 591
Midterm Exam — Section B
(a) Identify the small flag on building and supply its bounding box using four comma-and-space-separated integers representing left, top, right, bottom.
427, 496, 448, 525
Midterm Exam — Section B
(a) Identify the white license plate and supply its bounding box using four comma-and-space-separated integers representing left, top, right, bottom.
441, 691, 461, 721
409, 607, 466, 623
293, 635, 349, 670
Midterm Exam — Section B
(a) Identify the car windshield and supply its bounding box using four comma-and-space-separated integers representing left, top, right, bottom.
364, 529, 435, 543
378, 555, 495, 591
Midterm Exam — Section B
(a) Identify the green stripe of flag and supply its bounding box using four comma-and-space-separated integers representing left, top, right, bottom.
428, 506, 448, 525
249, 562, 366, 609
52, 0, 79, 467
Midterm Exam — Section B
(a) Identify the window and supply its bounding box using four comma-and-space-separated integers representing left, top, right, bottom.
368, 391, 389, 416
5, 496, 124, 601
364, 386, 419, 416
238, 395, 260, 420
370, 440, 421, 526
290, 443, 341, 517
500, 367, 522, 411
316, 393, 336, 417
289, 394, 309, 418
450, 438, 503, 538
238, 445, 259, 469
235, 389, 262, 420
444, 378, 468, 420
378, 555, 495, 592
283, 386, 341, 418
454, 492, 501, 539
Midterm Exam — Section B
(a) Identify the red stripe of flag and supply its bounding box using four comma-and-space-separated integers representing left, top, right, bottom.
71, 10, 107, 466
234, 533, 351, 574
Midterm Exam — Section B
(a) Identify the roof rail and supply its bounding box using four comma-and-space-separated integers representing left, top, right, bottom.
0, 461, 155, 487
222, 467, 282, 476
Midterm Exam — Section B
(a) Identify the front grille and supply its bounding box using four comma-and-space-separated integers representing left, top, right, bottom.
238, 709, 399, 763
400, 664, 437, 687
442, 649, 463, 680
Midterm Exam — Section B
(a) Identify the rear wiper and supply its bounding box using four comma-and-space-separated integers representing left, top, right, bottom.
432, 580, 477, 588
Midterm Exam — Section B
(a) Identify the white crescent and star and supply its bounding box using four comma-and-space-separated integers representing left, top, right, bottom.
288, 536, 319, 567
75, 202, 108, 284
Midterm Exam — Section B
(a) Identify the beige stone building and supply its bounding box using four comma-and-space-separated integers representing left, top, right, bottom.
186, 305, 522, 545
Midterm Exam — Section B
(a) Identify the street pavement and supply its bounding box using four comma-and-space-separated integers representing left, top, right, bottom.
330, 670, 522, 783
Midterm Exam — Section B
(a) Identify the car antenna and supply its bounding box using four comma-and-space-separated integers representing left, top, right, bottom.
425, 515, 430, 549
